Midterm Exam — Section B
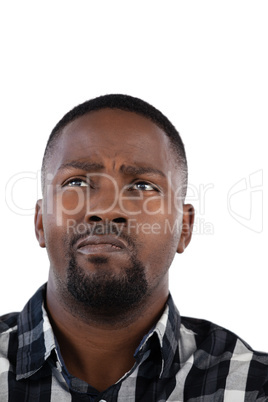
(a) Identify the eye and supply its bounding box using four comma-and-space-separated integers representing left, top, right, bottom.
129, 181, 158, 192
63, 178, 89, 187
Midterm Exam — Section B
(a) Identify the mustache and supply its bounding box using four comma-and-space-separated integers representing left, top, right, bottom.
68, 221, 136, 249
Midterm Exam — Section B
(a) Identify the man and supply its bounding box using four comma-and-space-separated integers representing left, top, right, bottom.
0, 95, 267, 401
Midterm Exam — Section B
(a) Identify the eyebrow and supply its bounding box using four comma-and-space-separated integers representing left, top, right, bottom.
120, 164, 166, 178
58, 161, 105, 172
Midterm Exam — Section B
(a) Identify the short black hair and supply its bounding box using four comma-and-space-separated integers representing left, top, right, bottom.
41, 94, 188, 196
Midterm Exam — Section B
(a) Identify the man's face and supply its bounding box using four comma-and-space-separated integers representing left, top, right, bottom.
36, 109, 192, 318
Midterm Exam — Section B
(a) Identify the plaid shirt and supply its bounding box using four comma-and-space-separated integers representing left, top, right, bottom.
0, 284, 267, 401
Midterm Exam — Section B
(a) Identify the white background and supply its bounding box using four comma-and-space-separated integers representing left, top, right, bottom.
0, 1, 267, 351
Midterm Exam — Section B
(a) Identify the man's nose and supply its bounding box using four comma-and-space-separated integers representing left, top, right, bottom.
84, 180, 128, 224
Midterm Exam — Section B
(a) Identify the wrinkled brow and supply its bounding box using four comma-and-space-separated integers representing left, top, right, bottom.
57, 161, 166, 178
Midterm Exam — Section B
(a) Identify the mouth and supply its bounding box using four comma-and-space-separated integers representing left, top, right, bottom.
76, 235, 127, 256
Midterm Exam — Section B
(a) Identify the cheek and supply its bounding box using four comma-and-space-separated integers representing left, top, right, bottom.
42, 212, 71, 269
45, 191, 87, 230
140, 196, 165, 215
59, 189, 88, 219
133, 214, 181, 268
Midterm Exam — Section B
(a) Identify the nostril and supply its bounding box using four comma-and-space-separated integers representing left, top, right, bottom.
89, 216, 102, 222
113, 217, 127, 224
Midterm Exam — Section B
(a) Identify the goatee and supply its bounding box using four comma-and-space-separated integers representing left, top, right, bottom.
66, 255, 149, 319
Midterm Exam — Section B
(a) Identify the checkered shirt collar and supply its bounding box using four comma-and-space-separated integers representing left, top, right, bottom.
15, 284, 181, 381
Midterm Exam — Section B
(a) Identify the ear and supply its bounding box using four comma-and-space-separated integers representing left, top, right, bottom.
177, 204, 195, 254
35, 199, 46, 248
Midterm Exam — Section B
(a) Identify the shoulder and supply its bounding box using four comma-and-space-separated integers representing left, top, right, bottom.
0, 311, 19, 334
180, 316, 268, 397
0, 312, 19, 373
181, 315, 267, 355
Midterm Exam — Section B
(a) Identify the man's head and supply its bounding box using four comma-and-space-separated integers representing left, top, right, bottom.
35, 95, 194, 324
41, 94, 188, 197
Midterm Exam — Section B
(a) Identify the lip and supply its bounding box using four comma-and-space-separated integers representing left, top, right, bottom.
76, 235, 127, 255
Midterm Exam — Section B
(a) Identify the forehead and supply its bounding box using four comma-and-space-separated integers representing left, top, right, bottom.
49, 108, 176, 174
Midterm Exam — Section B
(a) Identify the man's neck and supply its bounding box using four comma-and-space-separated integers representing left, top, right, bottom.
46, 281, 169, 392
